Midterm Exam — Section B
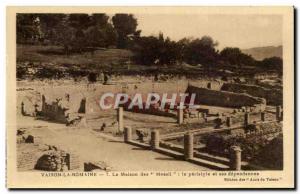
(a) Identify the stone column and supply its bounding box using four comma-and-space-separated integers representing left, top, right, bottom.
229, 146, 242, 171
207, 82, 212, 89
177, 108, 184, 124
124, 126, 132, 143
150, 130, 160, 150
117, 107, 124, 132
276, 106, 282, 121
203, 112, 207, 122
244, 113, 250, 126
184, 133, 194, 160
261, 112, 265, 122
226, 116, 232, 127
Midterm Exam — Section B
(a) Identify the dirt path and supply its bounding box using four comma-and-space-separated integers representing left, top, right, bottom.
17, 116, 209, 171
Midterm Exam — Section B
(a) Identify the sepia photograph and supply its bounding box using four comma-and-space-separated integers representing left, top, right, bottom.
6, 6, 294, 188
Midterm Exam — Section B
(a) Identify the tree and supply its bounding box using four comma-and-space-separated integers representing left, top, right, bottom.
17, 14, 42, 44
261, 57, 283, 74
112, 14, 138, 48
85, 24, 118, 48
90, 13, 109, 26
68, 14, 92, 30
220, 47, 256, 67
131, 33, 180, 66
181, 36, 219, 66
52, 19, 77, 55
37, 14, 66, 42
85, 14, 117, 48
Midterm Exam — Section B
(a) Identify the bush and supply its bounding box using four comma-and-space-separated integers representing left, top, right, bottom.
205, 130, 282, 164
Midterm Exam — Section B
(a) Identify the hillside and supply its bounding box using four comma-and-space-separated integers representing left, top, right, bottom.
242, 46, 282, 61
17, 45, 133, 65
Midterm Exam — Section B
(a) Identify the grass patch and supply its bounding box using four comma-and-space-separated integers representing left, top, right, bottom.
17, 44, 133, 65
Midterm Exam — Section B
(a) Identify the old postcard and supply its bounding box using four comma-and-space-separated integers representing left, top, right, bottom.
6, 6, 294, 188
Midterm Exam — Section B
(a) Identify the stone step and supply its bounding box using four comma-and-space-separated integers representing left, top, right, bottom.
189, 157, 230, 170
194, 151, 230, 166
126, 140, 243, 170
127, 140, 150, 149
154, 147, 184, 160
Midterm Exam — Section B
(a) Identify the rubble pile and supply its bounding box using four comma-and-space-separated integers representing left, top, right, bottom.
84, 161, 111, 171
17, 129, 34, 144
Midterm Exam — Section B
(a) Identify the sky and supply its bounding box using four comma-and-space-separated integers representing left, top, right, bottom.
134, 14, 282, 50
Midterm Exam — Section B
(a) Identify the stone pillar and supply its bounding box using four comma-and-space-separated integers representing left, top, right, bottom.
184, 133, 194, 160
124, 126, 132, 143
244, 113, 250, 126
150, 130, 160, 150
203, 112, 207, 122
226, 116, 232, 127
276, 106, 282, 121
207, 82, 212, 89
261, 112, 265, 122
117, 107, 124, 132
177, 108, 184, 124
229, 146, 242, 170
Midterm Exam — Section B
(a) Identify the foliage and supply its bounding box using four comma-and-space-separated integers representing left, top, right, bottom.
179, 36, 219, 66
17, 14, 42, 44
260, 57, 283, 74
131, 33, 180, 65
251, 134, 283, 169
16, 13, 283, 74
112, 14, 138, 48
220, 47, 256, 67
17, 13, 118, 53
205, 125, 282, 168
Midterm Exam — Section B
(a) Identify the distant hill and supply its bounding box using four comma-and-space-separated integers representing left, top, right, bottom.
242, 46, 282, 61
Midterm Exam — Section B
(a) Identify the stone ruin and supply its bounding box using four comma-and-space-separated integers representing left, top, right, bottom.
84, 161, 111, 172
34, 146, 70, 171
19, 89, 87, 126
186, 85, 266, 110
17, 139, 81, 172
41, 93, 87, 126
17, 129, 35, 144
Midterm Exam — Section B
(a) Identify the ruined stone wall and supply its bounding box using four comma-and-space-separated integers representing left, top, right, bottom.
17, 90, 41, 116
86, 79, 223, 115
221, 83, 282, 106
41, 96, 68, 123
186, 85, 266, 109
40, 90, 86, 124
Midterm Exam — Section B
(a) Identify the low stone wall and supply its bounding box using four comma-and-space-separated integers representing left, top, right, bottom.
186, 85, 266, 109
221, 83, 282, 106
17, 144, 44, 171
17, 143, 81, 171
